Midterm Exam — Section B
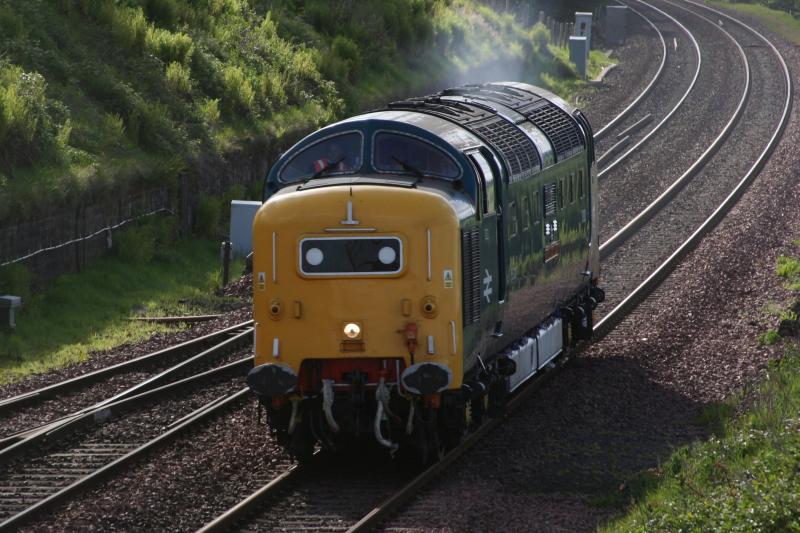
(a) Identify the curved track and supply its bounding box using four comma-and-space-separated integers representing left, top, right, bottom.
0, 358, 251, 530
0, 321, 253, 443
596, 0, 702, 176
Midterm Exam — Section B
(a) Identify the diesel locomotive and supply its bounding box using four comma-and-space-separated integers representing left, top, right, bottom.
247, 82, 603, 461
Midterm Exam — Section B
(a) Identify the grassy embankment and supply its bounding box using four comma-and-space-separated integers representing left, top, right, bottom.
710, 1, 800, 45
602, 243, 800, 532
0, 0, 609, 383
0, 0, 604, 219
0, 216, 244, 385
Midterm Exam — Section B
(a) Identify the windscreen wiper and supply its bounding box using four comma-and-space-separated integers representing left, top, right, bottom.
310, 156, 346, 180
392, 156, 425, 178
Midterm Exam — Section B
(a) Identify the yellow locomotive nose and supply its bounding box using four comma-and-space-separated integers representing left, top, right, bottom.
250, 184, 463, 395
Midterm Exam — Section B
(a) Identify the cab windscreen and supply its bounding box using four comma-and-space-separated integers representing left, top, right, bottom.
299, 237, 402, 276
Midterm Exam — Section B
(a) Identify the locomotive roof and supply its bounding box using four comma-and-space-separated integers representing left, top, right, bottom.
380, 82, 587, 176
265, 82, 589, 198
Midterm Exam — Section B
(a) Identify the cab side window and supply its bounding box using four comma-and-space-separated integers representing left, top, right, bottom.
521, 195, 530, 231
468, 153, 496, 216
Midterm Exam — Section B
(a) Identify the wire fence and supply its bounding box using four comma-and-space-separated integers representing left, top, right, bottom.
0, 187, 172, 272
1, 207, 174, 268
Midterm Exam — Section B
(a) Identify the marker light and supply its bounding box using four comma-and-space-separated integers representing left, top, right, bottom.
343, 322, 361, 339
378, 246, 396, 265
306, 247, 324, 266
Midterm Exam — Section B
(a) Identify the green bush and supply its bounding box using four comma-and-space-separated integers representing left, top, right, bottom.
777, 255, 800, 289
114, 214, 177, 263
222, 66, 255, 113
166, 62, 192, 94
115, 221, 157, 263
142, 0, 180, 28
0, 63, 62, 168
0, 263, 32, 304
145, 27, 194, 64
196, 98, 220, 126
109, 6, 148, 50
194, 195, 221, 239
530, 22, 551, 51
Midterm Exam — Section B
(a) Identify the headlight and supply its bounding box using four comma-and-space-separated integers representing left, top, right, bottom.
343, 322, 361, 339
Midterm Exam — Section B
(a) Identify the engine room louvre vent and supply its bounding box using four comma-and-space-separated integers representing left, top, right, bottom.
461, 227, 481, 326
473, 119, 541, 181
543, 182, 557, 217
523, 100, 584, 162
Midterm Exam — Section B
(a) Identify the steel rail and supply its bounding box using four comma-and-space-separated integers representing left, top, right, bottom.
196, 353, 570, 533
0, 320, 253, 416
593, 0, 792, 336
196, 455, 317, 533
597, 0, 702, 178
0, 325, 253, 455
593, 1, 668, 141
0, 385, 252, 532
0, 341, 253, 467
599, 0, 752, 259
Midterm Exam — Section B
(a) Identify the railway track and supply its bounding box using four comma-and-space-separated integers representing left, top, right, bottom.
0, 355, 253, 530
595, 0, 702, 176
597, 0, 790, 324
0, 321, 253, 447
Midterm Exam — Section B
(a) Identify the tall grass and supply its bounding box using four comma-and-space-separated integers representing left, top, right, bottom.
603, 249, 800, 532
0, 0, 599, 220
0, 235, 240, 385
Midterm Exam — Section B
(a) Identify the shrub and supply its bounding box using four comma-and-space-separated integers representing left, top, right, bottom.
759, 330, 782, 346
0, 5, 24, 39
196, 98, 220, 126
194, 195, 221, 239
110, 6, 148, 50
257, 70, 287, 111
166, 62, 192, 94
222, 66, 255, 113
0, 63, 62, 168
530, 22, 551, 51
114, 215, 177, 263
143, 0, 180, 28
145, 27, 194, 64
101, 112, 126, 146
115, 222, 157, 263
0, 263, 32, 304
331, 35, 361, 79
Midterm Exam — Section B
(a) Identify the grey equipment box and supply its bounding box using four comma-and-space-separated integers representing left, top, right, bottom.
229, 200, 263, 258
0, 295, 21, 329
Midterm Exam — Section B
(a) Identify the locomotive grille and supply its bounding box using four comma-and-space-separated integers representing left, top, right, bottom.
461, 227, 481, 326
523, 100, 585, 162
474, 119, 541, 180
543, 182, 557, 217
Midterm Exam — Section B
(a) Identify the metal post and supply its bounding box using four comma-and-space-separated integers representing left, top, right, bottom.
569, 36, 588, 78
221, 240, 232, 287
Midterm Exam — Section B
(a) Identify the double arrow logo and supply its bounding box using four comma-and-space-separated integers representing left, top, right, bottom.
483, 269, 493, 303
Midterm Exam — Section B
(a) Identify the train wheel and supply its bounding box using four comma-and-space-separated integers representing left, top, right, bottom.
413, 407, 445, 465
288, 418, 315, 462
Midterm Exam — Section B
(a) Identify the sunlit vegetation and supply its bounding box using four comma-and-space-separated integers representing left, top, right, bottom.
602, 250, 800, 532
0, 216, 243, 385
0, 0, 594, 219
